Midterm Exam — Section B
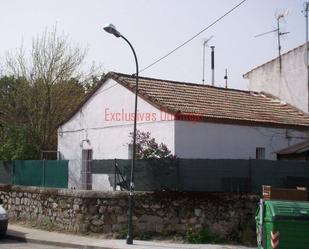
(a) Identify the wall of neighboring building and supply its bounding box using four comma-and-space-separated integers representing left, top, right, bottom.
244, 44, 308, 113
175, 120, 308, 160
57, 78, 175, 189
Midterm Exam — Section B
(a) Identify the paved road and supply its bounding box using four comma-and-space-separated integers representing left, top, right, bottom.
0, 237, 76, 249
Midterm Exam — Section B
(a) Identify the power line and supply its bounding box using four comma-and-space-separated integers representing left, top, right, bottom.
139, 0, 248, 74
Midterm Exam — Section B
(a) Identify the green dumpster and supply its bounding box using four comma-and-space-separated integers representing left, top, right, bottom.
256, 199, 309, 249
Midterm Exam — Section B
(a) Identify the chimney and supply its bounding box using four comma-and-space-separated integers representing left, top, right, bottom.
211, 46, 215, 86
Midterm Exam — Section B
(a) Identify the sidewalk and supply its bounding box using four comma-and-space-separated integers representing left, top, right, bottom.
6, 224, 256, 249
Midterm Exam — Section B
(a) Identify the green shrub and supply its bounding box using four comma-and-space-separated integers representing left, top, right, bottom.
185, 229, 224, 244
136, 233, 153, 241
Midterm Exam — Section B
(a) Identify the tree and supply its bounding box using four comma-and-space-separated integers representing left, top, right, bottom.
0, 26, 102, 159
0, 76, 40, 159
130, 130, 173, 159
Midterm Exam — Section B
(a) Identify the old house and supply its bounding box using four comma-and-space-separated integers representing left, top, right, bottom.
58, 72, 309, 189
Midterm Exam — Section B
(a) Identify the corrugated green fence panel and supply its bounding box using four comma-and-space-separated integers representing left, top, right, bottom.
251, 160, 280, 193
12, 160, 68, 188
251, 160, 309, 193
92, 159, 179, 191
275, 160, 309, 188
134, 159, 179, 191
92, 159, 130, 190
0, 161, 13, 184
44, 160, 68, 188
91, 159, 309, 192
13, 160, 43, 186
179, 159, 249, 192
92, 160, 116, 174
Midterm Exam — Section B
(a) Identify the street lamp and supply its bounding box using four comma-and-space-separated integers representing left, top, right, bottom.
103, 23, 139, 245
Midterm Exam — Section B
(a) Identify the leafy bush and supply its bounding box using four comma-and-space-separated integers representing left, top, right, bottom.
185, 229, 224, 244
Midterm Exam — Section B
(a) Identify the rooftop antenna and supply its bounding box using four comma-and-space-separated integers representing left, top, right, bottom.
255, 10, 290, 71
202, 36, 213, 84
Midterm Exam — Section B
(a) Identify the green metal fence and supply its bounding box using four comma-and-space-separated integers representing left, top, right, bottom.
0, 161, 13, 184
92, 159, 309, 193
0, 160, 68, 188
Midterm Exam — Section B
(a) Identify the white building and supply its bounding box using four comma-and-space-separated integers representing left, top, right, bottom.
243, 43, 308, 113
58, 72, 309, 189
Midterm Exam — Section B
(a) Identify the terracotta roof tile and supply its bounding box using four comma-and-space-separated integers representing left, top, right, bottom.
110, 72, 309, 129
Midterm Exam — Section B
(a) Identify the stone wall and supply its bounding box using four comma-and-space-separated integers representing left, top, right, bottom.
0, 184, 259, 243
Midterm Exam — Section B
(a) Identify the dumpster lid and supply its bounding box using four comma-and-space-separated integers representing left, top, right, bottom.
265, 200, 309, 221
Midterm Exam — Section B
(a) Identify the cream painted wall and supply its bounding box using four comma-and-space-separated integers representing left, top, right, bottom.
244, 45, 308, 113
175, 121, 307, 159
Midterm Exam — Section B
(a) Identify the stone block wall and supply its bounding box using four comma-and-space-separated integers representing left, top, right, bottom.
0, 184, 259, 242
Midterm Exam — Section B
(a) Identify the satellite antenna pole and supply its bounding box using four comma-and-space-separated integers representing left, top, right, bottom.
277, 15, 282, 70
202, 36, 213, 84
254, 11, 289, 71
275, 12, 289, 71
202, 41, 206, 84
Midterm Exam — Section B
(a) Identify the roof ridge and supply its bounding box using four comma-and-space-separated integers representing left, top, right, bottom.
109, 71, 259, 95
110, 71, 309, 115
58, 71, 309, 129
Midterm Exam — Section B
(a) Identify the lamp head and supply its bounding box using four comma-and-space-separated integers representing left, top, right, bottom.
103, 24, 121, 38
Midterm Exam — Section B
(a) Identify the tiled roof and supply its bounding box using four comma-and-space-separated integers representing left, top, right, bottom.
110, 72, 309, 129
276, 140, 309, 155
59, 72, 309, 129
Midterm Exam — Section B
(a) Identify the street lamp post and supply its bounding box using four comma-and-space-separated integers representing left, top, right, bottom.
103, 23, 138, 245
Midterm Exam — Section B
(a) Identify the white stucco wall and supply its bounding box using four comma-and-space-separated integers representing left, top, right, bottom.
175, 121, 308, 160
58, 78, 175, 189
244, 44, 308, 113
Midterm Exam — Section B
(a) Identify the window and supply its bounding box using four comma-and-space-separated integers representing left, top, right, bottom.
256, 147, 265, 160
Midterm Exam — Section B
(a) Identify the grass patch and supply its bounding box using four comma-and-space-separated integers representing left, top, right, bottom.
185, 229, 224, 244
135, 232, 153, 241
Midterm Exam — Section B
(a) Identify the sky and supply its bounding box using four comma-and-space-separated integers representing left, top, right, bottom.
0, 0, 307, 90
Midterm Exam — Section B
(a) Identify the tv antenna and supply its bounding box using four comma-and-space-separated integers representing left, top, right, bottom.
202, 36, 213, 84
255, 10, 290, 71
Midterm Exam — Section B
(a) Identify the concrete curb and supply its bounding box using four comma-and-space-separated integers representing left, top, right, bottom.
6, 230, 111, 249
6, 225, 257, 249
